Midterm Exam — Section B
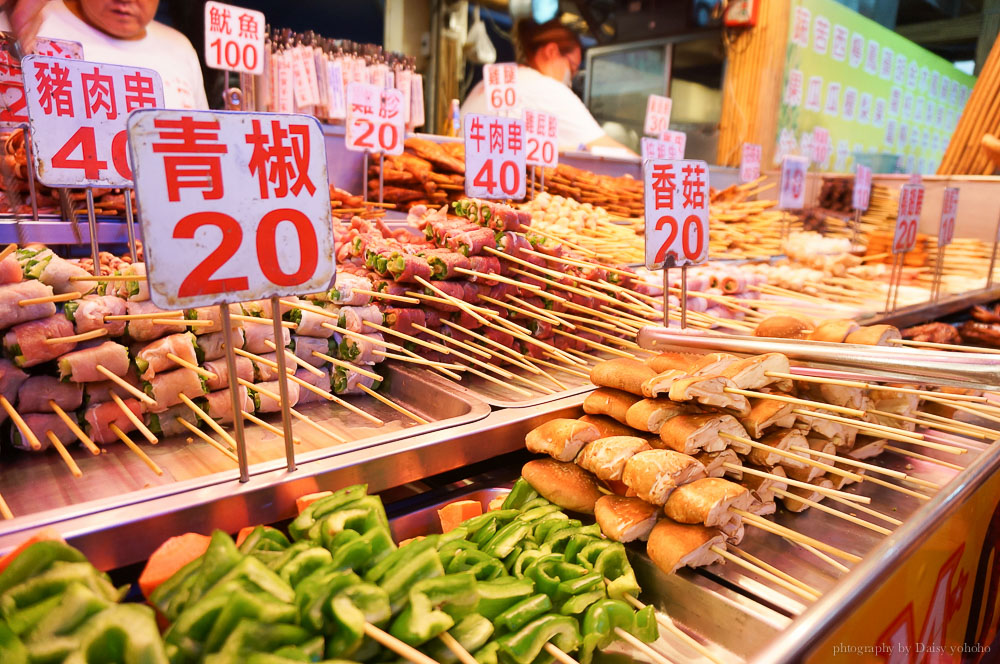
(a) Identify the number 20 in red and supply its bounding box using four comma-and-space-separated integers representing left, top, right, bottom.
653, 213, 705, 264
174, 208, 319, 298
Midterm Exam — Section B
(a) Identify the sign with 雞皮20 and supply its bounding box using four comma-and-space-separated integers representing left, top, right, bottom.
774, 0, 975, 175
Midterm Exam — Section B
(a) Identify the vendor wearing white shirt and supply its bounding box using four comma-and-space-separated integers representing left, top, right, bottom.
461, 19, 633, 154
4, 0, 208, 110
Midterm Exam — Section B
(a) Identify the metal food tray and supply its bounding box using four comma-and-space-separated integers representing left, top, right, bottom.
441, 353, 601, 408
0, 361, 489, 529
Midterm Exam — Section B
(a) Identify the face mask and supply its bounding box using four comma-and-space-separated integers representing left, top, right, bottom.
560, 61, 573, 87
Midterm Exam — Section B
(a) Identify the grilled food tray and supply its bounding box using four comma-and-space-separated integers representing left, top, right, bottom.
0, 361, 490, 523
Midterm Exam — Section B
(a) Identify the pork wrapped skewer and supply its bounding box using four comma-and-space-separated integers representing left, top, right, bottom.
125, 301, 183, 342
134, 332, 198, 381
295, 368, 332, 404
64, 295, 127, 337
291, 336, 328, 368
3, 314, 76, 368
11, 412, 74, 451
203, 387, 253, 424
202, 356, 254, 392
84, 398, 142, 444
332, 366, 377, 395
252, 379, 300, 413
0, 281, 57, 330
58, 342, 130, 383
197, 329, 246, 363
16, 375, 82, 413
145, 368, 206, 413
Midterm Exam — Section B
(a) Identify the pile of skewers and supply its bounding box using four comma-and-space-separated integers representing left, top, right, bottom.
535, 163, 644, 218
519, 192, 644, 265
365, 137, 465, 211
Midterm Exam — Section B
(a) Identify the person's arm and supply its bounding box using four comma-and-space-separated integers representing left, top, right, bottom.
586, 133, 637, 156
1, 0, 47, 53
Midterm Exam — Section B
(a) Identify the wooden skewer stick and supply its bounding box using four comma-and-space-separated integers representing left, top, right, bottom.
46, 431, 82, 477
935, 397, 1000, 418
0, 492, 12, 519
397, 347, 466, 382
310, 351, 383, 381
363, 622, 443, 664
45, 328, 108, 344
788, 445, 907, 479
506, 294, 578, 329
451, 266, 544, 292
766, 371, 988, 403
462, 364, 534, 397
1, 396, 41, 450
718, 432, 863, 482
622, 596, 725, 664
95, 365, 157, 407
411, 327, 514, 379
574, 324, 643, 351
552, 328, 636, 360
726, 388, 864, 418
792, 541, 852, 574
613, 628, 677, 664
69, 274, 148, 281
177, 393, 240, 450
532, 356, 591, 379
820, 491, 904, 526
914, 410, 999, 439
439, 320, 549, 371
488, 317, 585, 366
175, 417, 238, 462
438, 633, 479, 664
710, 545, 820, 601
919, 397, 1000, 429
109, 423, 162, 475
49, 401, 99, 455
105, 311, 185, 321
732, 509, 863, 563
230, 313, 297, 329
886, 338, 1000, 354
357, 384, 430, 425
414, 276, 489, 326
543, 643, 579, 664
862, 474, 932, 501
320, 322, 405, 352
867, 407, 987, 441
884, 444, 964, 471
242, 410, 303, 445
363, 319, 453, 355
727, 545, 824, 598
152, 318, 215, 327
19, 291, 82, 306
235, 347, 291, 374
791, 409, 966, 453
723, 463, 869, 503
771, 488, 891, 535
262, 339, 325, 377
289, 406, 346, 442
165, 353, 217, 381
0, 243, 16, 262
478, 294, 563, 327
110, 392, 157, 444
352, 288, 421, 304
411, 323, 492, 360
373, 350, 465, 372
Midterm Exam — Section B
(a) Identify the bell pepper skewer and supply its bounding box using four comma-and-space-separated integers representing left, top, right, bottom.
95, 365, 156, 407
623, 595, 724, 664
613, 628, 677, 664
363, 622, 442, 664
44, 328, 108, 345
46, 430, 82, 478
110, 392, 157, 444
1, 396, 40, 450
109, 423, 162, 475
175, 417, 238, 463
438, 632, 478, 664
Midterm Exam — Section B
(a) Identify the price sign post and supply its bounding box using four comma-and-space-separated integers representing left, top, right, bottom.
643, 159, 710, 329
886, 183, 925, 312
740, 143, 762, 184
852, 164, 873, 247
204, 2, 265, 109
464, 113, 526, 200
778, 155, 809, 240
22, 55, 164, 270
345, 82, 405, 204
128, 110, 335, 479
932, 187, 959, 301
483, 63, 518, 116
524, 109, 557, 199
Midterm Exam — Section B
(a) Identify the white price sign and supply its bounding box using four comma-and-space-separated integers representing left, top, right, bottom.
908, 172, 923, 186
810, 127, 830, 165
740, 143, 762, 183
204, 1, 265, 75
128, 110, 335, 309
643, 159, 710, 269
22, 56, 163, 187
892, 184, 925, 254
938, 186, 959, 247
345, 83, 404, 155
410, 74, 425, 128
778, 155, 809, 209
644, 95, 672, 135
524, 109, 557, 168
641, 136, 684, 161
853, 164, 872, 211
660, 130, 686, 159
484, 63, 518, 114
464, 113, 525, 200
0, 33, 82, 127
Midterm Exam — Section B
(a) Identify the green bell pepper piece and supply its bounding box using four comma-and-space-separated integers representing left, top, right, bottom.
446, 549, 505, 581
202, 591, 298, 656
0, 561, 119, 625
425, 614, 495, 664
556, 572, 604, 603
287, 484, 369, 541
475, 577, 535, 620
461, 510, 518, 539
276, 547, 333, 588
326, 526, 396, 574
559, 589, 605, 616
203, 620, 314, 664
210, 555, 295, 604
531, 516, 570, 543
378, 546, 446, 613
0, 619, 26, 664
25, 581, 111, 641
437, 540, 480, 568
562, 533, 602, 566
578, 598, 657, 664
326, 583, 391, 659
390, 572, 479, 646
518, 498, 555, 513
167, 531, 242, 618
482, 521, 531, 560
238, 527, 290, 555
0, 541, 87, 596
364, 537, 438, 585
511, 550, 546, 579
4, 593, 62, 637
494, 594, 552, 633
576, 539, 613, 571
474, 641, 500, 664
295, 568, 360, 634
497, 614, 581, 664
594, 544, 640, 600
62, 603, 169, 664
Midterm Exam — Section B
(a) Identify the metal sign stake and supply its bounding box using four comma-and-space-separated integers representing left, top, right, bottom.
883, 255, 896, 314
529, 167, 535, 201
891, 253, 903, 312
680, 265, 688, 330
270, 295, 296, 472
378, 152, 384, 204
220, 304, 249, 482
851, 208, 860, 247
124, 189, 138, 263
362, 152, 369, 203
931, 245, 944, 302
662, 267, 670, 327
20, 124, 38, 221
85, 187, 100, 276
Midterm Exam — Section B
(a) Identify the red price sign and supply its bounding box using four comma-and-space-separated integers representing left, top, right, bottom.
484, 63, 518, 114
464, 113, 525, 200
644, 159, 710, 269
0, 34, 82, 127
853, 164, 872, 211
128, 110, 335, 309
345, 83, 404, 155
22, 56, 163, 187
778, 155, 809, 209
524, 109, 557, 168
740, 143, 762, 183
204, 1, 264, 75
892, 184, 925, 254
644, 95, 672, 135
938, 186, 959, 247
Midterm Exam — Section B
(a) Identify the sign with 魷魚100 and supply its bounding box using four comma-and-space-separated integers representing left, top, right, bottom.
204, 1, 265, 75
128, 110, 335, 310
643, 159, 710, 270
22, 55, 164, 187
464, 113, 526, 200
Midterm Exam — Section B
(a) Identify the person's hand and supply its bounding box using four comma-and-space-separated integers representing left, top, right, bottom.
0, 0, 48, 54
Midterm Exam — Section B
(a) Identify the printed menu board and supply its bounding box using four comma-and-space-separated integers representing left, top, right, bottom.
774, 0, 976, 174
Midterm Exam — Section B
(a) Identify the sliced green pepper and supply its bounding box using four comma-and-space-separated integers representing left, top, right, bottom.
275, 547, 333, 588
0, 619, 26, 664
475, 577, 535, 620
482, 521, 531, 561
425, 614, 494, 664
494, 594, 552, 633
500, 480, 539, 511
559, 589, 605, 616
446, 549, 505, 581
287, 484, 368, 541
62, 603, 168, 664
496, 614, 581, 664
24, 581, 111, 642
594, 543, 641, 600
326, 583, 391, 659
0, 541, 87, 596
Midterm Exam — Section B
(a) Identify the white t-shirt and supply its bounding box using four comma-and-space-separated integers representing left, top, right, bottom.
460, 65, 603, 150
8, 1, 208, 110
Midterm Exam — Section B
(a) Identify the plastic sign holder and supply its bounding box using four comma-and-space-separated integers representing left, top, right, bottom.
931, 187, 959, 302
643, 159, 710, 329
128, 109, 335, 480
22, 55, 163, 272
885, 183, 924, 313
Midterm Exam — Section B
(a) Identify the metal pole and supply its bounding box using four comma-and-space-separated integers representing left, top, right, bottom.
892, 252, 904, 312
883, 254, 897, 314
662, 268, 669, 327
680, 266, 688, 330
21, 125, 38, 222
529, 167, 535, 201
124, 189, 138, 263
932, 245, 944, 301
362, 152, 369, 203
85, 188, 100, 276
220, 305, 249, 482
851, 208, 860, 247
378, 152, 384, 204
270, 295, 296, 472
